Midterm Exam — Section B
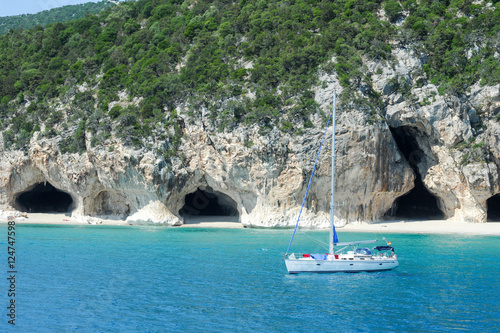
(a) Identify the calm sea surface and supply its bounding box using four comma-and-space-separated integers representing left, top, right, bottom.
0, 224, 498, 332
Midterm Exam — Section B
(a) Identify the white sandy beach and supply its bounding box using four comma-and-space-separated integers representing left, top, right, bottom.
180, 215, 243, 228
2, 212, 500, 235
337, 219, 500, 235
0, 212, 245, 228
4, 213, 130, 226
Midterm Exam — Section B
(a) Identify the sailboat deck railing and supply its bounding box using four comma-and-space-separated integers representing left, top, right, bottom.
289, 253, 397, 261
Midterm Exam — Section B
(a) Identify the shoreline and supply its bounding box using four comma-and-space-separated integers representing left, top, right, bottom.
336, 219, 500, 236
1, 213, 500, 235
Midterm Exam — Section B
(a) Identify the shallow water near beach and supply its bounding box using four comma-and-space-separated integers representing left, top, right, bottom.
1, 224, 498, 332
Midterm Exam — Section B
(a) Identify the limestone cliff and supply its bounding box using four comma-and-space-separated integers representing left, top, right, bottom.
1, 46, 500, 226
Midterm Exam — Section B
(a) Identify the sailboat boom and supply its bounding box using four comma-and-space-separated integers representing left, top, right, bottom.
335, 240, 378, 246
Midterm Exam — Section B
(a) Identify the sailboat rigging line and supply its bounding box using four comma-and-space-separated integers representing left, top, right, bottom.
301, 230, 329, 250
285, 114, 332, 255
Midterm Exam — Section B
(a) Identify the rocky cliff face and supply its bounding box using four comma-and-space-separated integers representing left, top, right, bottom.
1, 46, 499, 226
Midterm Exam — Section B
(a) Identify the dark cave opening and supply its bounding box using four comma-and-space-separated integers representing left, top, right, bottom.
90, 191, 131, 216
486, 194, 500, 221
15, 182, 74, 213
386, 126, 444, 219
179, 188, 239, 217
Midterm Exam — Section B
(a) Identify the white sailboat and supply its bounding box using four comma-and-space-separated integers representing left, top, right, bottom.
284, 93, 399, 273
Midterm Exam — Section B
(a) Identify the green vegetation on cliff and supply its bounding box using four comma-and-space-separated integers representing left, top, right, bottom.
0, 1, 114, 35
0, 0, 499, 154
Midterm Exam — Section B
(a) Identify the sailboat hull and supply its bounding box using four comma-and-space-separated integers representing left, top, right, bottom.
285, 258, 399, 274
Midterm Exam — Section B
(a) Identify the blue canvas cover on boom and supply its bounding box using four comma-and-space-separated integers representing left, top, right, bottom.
374, 246, 394, 252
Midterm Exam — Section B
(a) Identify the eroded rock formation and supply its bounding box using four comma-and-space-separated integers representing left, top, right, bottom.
1, 47, 500, 226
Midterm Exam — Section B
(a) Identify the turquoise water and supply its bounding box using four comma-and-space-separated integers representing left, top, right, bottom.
1, 224, 499, 332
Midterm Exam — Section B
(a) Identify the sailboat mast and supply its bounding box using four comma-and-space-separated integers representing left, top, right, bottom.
329, 93, 336, 255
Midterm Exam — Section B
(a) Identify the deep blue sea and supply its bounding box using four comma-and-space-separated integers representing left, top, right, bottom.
0, 224, 498, 332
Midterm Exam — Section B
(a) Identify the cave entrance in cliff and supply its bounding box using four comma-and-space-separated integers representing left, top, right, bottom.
85, 191, 131, 217
386, 126, 444, 220
179, 187, 239, 222
15, 182, 74, 213
486, 194, 500, 221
